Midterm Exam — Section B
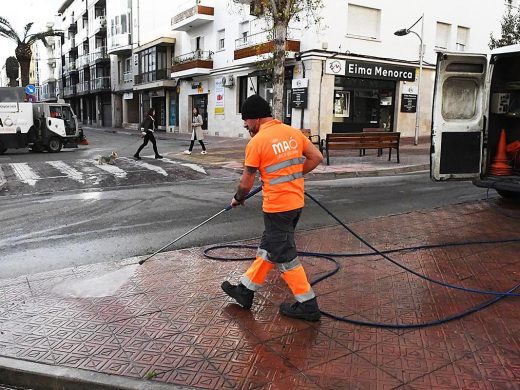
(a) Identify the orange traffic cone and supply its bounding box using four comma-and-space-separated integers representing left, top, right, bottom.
490, 129, 512, 176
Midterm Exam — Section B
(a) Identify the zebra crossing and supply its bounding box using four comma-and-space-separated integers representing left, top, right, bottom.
0, 156, 212, 195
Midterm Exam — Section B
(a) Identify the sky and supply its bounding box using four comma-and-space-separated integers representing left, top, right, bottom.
0, 0, 64, 67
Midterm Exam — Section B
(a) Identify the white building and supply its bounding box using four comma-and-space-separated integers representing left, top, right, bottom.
51, 0, 510, 139
37, 22, 62, 103
170, 0, 507, 139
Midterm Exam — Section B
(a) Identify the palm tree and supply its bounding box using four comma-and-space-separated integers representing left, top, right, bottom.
0, 17, 61, 87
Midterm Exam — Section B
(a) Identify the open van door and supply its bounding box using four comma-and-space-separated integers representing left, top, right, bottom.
431, 52, 488, 180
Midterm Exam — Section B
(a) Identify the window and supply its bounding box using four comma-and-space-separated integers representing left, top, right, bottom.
121, 15, 127, 34
456, 26, 469, 52
436, 22, 451, 49
442, 78, 478, 120
240, 21, 249, 43
217, 29, 225, 51
347, 4, 381, 40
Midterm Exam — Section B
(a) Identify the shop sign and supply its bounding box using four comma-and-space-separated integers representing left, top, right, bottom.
400, 94, 417, 112
292, 78, 308, 88
326, 59, 416, 81
291, 88, 308, 108
215, 78, 225, 115
123, 92, 133, 100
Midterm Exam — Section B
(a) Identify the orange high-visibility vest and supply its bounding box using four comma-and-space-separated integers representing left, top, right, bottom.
245, 120, 310, 213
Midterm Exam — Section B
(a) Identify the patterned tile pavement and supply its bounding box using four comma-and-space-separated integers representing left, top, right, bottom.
1, 198, 520, 389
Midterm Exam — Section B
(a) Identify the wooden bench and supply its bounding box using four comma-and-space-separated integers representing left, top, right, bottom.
300, 129, 322, 152
322, 132, 400, 165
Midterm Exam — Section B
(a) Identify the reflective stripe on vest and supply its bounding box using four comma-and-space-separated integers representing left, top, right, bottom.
269, 172, 303, 186
265, 157, 305, 173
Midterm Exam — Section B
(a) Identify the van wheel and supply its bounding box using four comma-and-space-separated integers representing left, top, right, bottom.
0, 141, 6, 154
497, 190, 520, 200
30, 144, 45, 153
46, 137, 62, 153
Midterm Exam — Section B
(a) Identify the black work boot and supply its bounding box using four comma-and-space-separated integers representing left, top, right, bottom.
279, 298, 321, 321
221, 281, 254, 309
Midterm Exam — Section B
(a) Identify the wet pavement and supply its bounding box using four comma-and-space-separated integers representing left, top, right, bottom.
1, 197, 520, 389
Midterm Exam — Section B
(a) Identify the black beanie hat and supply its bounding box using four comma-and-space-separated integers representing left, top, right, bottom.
241, 94, 272, 120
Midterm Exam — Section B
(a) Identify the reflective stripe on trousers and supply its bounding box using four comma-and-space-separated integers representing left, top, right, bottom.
240, 255, 274, 291
279, 258, 315, 302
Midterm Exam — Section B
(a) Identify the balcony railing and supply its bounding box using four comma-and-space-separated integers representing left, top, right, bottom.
90, 77, 110, 91
63, 61, 77, 73
77, 55, 89, 68
171, 50, 213, 73
62, 37, 75, 53
234, 28, 300, 60
171, 1, 214, 31
63, 85, 76, 97
40, 89, 57, 101
93, 15, 107, 33
89, 47, 109, 64
134, 68, 169, 85
77, 80, 90, 94
108, 33, 131, 53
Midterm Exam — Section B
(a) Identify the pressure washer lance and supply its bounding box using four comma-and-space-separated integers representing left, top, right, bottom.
138, 186, 263, 265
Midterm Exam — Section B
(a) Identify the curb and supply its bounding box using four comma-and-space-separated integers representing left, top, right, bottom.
0, 356, 193, 390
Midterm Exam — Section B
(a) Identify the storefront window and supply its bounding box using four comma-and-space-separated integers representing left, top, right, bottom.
334, 91, 350, 117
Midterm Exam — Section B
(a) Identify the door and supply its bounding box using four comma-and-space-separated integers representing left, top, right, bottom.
431, 52, 488, 181
192, 94, 208, 130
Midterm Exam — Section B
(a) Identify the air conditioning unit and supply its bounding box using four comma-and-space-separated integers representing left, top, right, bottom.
224, 75, 235, 87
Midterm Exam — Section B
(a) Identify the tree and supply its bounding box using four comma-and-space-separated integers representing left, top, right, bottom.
5, 56, 19, 87
489, 7, 520, 49
237, 0, 323, 120
0, 17, 61, 87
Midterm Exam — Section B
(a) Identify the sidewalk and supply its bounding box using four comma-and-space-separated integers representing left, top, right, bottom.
1, 198, 520, 389
85, 126, 430, 178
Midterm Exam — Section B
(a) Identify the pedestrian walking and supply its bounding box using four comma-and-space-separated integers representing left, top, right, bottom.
183, 107, 207, 155
134, 108, 163, 160
221, 94, 324, 321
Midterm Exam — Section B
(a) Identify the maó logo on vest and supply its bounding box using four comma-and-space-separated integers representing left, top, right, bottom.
271, 137, 298, 155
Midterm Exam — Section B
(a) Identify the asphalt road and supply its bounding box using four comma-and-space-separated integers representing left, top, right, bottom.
0, 129, 491, 279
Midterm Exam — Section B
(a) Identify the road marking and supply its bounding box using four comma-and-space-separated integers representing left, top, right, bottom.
9, 163, 40, 186
121, 157, 168, 177
161, 157, 207, 175
91, 161, 127, 179
47, 161, 85, 183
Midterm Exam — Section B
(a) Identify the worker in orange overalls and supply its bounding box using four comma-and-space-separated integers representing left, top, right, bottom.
221, 94, 324, 321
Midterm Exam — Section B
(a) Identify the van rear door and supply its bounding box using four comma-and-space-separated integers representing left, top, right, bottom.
431, 52, 488, 180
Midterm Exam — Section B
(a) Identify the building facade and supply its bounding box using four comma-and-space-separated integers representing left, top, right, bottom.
50, 0, 510, 138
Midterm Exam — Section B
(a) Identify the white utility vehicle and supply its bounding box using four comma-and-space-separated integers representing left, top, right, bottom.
431, 44, 520, 199
0, 88, 80, 154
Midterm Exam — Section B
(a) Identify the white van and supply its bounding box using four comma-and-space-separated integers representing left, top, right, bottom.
431, 45, 520, 199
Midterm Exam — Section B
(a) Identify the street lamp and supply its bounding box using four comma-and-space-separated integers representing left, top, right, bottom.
395, 14, 424, 146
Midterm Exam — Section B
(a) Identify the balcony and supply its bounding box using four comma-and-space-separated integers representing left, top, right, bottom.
92, 15, 107, 34
77, 81, 90, 95
63, 85, 76, 97
171, 1, 214, 31
62, 37, 75, 53
63, 61, 77, 74
75, 28, 88, 46
41, 89, 57, 102
171, 50, 213, 77
108, 33, 131, 55
77, 54, 89, 68
90, 76, 110, 92
89, 47, 109, 64
234, 29, 300, 60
